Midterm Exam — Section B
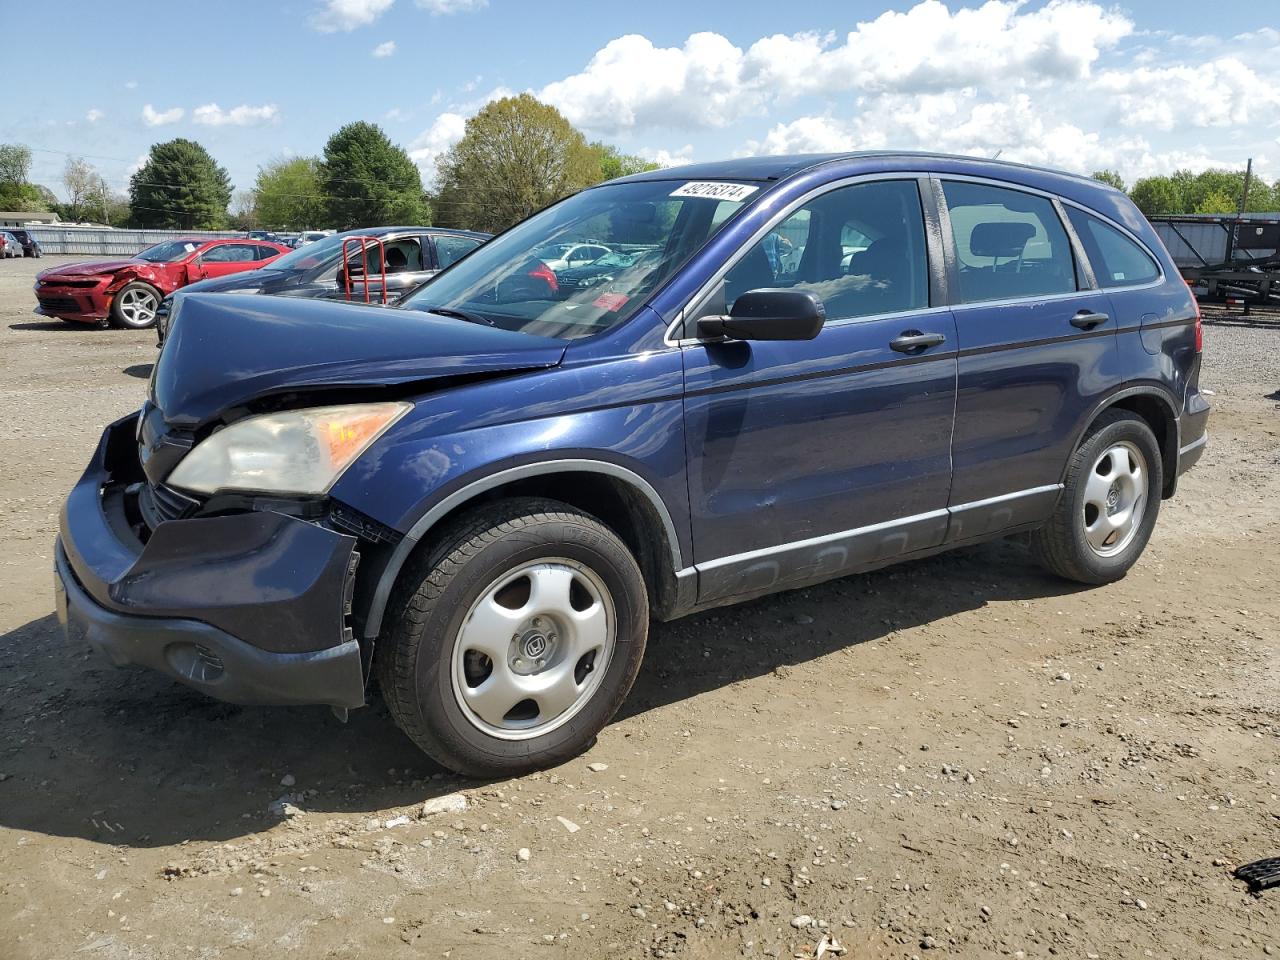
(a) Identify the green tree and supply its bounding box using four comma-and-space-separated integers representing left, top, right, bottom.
1129, 176, 1183, 216
129, 138, 232, 228
0, 143, 32, 187
1192, 188, 1238, 215
62, 157, 100, 221
254, 156, 326, 230
319, 122, 428, 229
0, 143, 49, 212
434, 94, 601, 232
589, 142, 660, 182
1090, 169, 1125, 191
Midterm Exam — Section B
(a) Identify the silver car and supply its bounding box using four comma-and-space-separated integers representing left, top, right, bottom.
0, 232, 22, 258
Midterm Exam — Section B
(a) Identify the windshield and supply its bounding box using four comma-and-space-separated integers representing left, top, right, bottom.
400, 179, 756, 340
265, 232, 350, 272
137, 239, 204, 262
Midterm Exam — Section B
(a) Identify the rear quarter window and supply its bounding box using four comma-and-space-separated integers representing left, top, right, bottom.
1066, 208, 1160, 288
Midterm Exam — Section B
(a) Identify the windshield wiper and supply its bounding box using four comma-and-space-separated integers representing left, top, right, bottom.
420, 305, 495, 327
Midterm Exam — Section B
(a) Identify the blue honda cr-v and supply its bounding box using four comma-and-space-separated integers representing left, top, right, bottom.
55, 153, 1209, 776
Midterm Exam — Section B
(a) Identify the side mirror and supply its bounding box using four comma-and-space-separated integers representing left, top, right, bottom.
697, 289, 825, 342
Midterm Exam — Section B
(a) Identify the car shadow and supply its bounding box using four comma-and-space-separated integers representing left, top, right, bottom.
7, 320, 97, 332
0, 538, 1082, 848
123, 363, 154, 379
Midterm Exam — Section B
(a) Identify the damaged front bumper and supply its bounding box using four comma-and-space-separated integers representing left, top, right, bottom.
55, 413, 367, 709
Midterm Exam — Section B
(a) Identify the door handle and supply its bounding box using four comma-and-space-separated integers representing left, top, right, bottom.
1070, 309, 1109, 329
890, 330, 946, 353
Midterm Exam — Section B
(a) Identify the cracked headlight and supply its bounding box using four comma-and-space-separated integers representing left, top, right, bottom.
167, 402, 411, 496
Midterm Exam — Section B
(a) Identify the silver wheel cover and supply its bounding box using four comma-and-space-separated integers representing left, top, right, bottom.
450, 558, 616, 740
1082, 440, 1148, 557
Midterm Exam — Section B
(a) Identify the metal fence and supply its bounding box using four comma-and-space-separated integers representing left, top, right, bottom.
27, 227, 243, 256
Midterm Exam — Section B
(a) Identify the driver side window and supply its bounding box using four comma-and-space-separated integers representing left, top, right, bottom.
691, 179, 929, 330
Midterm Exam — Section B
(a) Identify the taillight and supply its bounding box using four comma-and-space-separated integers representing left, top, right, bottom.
528, 263, 558, 294
1187, 282, 1202, 353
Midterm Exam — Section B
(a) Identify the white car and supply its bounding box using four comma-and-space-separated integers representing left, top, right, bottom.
294, 231, 331, 248
0, 232, 22, 258
538, 241, 611, 272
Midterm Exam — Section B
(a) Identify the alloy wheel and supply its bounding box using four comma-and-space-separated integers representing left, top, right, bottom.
118, 288, 158, 326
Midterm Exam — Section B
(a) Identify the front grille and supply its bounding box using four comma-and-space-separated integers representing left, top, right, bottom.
137, 482, 199, 530
38, 296, 82, 313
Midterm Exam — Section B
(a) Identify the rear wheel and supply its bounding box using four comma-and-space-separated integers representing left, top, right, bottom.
377, 498, 648, 777
1030, 410, 1162, 584
110, 282, 161, 329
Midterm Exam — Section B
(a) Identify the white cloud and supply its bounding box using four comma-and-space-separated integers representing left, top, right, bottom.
124, 80, 137, 90
85, 108, 104, 123
1094, 57, 1280, 132
408, 112, 468, 184
373, 40, 396, 57
142, 104, 184, 126
639, 144, 694, 168
415, 0, 486, 13
192, 103, 280, 126
539, 1, 1132, 135
383, 107, 407, 122
312, 0, 394, 32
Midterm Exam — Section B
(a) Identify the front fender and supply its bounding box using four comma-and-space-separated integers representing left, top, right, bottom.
327, 349, 690, 639
105, 265, 176, 296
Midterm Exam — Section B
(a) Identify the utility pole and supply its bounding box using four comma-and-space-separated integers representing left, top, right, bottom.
1238, 157, 1253, 215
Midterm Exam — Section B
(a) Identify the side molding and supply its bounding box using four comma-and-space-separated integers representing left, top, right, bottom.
363, 459, 689, 640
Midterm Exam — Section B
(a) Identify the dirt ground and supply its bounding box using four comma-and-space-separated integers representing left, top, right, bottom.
1, 254, 1277, 960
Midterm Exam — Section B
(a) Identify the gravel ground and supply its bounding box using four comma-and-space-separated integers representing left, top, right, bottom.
1, 255, 1278, 959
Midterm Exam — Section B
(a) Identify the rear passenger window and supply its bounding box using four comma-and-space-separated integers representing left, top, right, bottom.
942, 181, 1077, 303
434, 235, 481, 269
1066, 208, 1159, 288
710, 179, 929, 323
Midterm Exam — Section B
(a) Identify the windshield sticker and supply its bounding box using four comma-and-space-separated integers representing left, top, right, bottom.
593, 292, 630, 312
669, 182, 759, 202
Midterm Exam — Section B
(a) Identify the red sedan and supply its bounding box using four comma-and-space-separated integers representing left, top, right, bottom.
34, 237, 290, 329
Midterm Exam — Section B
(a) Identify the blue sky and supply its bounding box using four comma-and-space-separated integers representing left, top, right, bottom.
2, 0, 1276, 207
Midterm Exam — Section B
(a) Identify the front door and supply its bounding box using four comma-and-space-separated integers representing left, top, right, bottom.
937, 178, 1122, 540
196, 242, 266, 280
681, 178, 958, 604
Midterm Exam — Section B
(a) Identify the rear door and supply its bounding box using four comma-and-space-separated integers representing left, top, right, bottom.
937, 178, 1121, 540
681, 177, 958, 604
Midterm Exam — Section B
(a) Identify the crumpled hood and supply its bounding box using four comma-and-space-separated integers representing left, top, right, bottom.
153, 293, 566, 426
42, 258, 142, 278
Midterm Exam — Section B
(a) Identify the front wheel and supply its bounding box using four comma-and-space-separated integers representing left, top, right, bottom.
110, 282, 161, 329
377, 498, 648, 777
1030, 410, 1162, 584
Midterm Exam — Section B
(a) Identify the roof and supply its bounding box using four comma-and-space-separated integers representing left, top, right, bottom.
334, 225, 491, 239
615, 151, 1109, 189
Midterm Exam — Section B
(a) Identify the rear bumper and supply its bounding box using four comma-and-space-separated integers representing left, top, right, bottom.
1177, 431, 1208, 475
57, 412, 367, 709
1177, 386, 1211, 478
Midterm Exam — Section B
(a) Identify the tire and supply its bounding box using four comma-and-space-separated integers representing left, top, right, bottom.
1030, 410, 1162, 584
377, 497, 648, 777
109, 281, 162, 329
